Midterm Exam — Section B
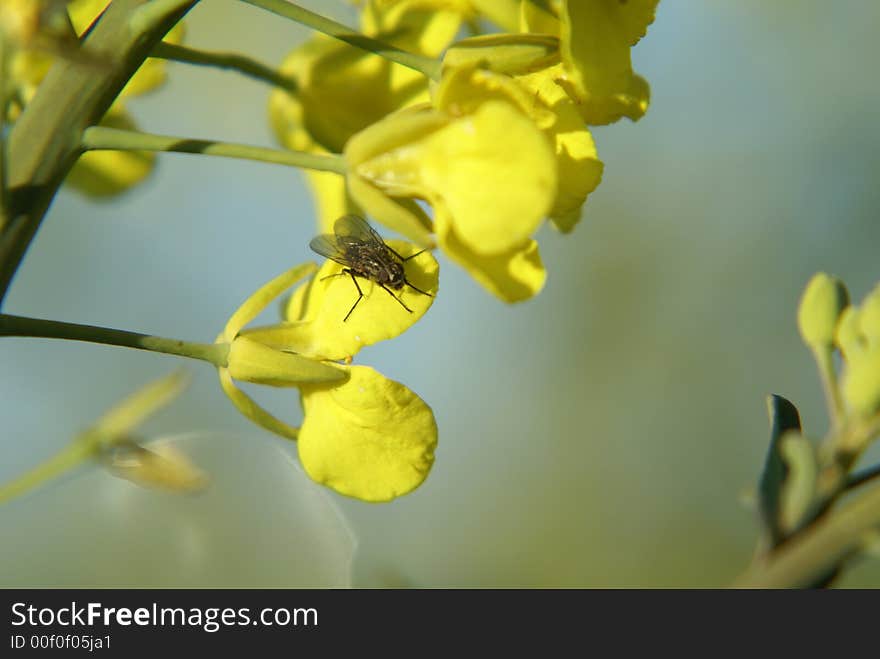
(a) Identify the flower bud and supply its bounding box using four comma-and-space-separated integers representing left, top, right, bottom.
842, 348, 880, 417
797, 273, 849, 350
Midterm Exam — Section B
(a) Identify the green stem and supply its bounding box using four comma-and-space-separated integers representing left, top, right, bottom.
0, 313, 228, 366
151, 41, 297, 91
0, 34, 8, 219
0, 0, 200, 308
238, 0, 442, 80
813, 345, 843, 429
0, 434, 97, 505
734, 478, 880, 587
81, 126, 347, 174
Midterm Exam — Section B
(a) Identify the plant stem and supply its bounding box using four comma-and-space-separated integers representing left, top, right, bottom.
0, 0, 200, 308
151, 41, 297, 91
238, 0, 442, 80
0, 34, 8, 219
0, 435, 96, 504
81, 126, 347, 174
734, 477, 880, 587
0, 313, 228, 366
812, 345, 843, 428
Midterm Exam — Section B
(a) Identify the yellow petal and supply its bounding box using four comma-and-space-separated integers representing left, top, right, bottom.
362, 0, 465, 57
470, 0, 522, 32
273, 35, 431, 154
65, 107, 155, 197
305, 169, 362, 236
245, 240, 438, 361
66, 0, 109, 33
417, 101, 555, 254
516, 66, 603, 227
520, 0, 560, 34
298, 365, 437, 502
558, 0, 657, 125
217, 368, 301, 441
269, 72, 358, 235
435, 211, 546, 302
226, 336, 347, 386
222, 261, 318, 341
350, 96, 556, 255
347, 174, 435, 245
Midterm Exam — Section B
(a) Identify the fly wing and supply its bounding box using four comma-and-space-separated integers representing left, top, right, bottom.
308, 233, 351, 266
333, 214, 386, 248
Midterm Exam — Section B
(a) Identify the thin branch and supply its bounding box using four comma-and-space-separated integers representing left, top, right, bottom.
0, 313, 228, 366
151, 41, 297, 91
81, 125, 347, 173
238, 0, 442, 80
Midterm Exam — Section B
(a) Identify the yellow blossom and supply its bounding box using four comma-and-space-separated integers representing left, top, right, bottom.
216, 259, 438, 501
244, 239, 438, 361
522, 0, 659, 125
437, 57, 603, 231
344, 72, 557, 300
298, 364, 437, 502
0, 371, 197, 503
269, 0, 460, 233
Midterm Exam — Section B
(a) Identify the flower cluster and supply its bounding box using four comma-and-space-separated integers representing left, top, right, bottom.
271, 0, 659, 302
798, 272, 880, 434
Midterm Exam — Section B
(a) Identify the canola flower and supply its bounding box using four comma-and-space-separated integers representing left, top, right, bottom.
0, 1, 658, 505
0, 371, 206, 504
270, 0, 658, 302
217, 254, 440, 502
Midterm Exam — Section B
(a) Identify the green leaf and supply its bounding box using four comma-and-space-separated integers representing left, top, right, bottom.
778, 431, 818, 535
757, 394, 802, 547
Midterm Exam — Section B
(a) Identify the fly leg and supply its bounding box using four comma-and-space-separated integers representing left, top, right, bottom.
343, 270, 365, 322
384, 243, 430, 263
380, 284, 413, 313
403, 278, 434, 298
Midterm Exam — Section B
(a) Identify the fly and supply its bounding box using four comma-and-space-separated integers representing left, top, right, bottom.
309, 215, 434, 322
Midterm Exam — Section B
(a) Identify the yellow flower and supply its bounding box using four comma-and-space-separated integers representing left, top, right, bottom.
522, 0, 659, 125
217, 260, 438, 501
243, 239, 438, 362
0, 371, 201, 504
6, 0, 184, 197
438, 50, 604, 230
269, 0, 463, 234
344, 67, 557, 301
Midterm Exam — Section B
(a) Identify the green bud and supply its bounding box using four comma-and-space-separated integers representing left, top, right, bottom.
797, 272, 849, 349
834, 306, 864, 360
842, 348, 880, 417
443, 34, 560, 76
858, 283, 880, 346
226, 337, 346, 387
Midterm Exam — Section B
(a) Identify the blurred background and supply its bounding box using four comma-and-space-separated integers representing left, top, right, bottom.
2, 0, 880, 587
